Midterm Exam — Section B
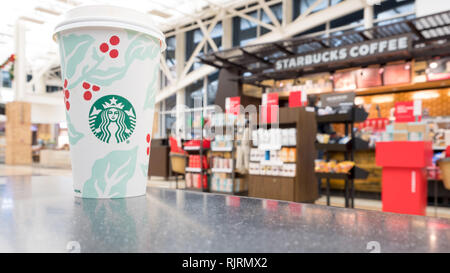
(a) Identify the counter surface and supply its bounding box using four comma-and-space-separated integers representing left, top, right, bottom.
0, 176, 449, 252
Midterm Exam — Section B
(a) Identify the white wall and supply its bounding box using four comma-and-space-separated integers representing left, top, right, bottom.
30, 103, 65, 124
416, 0, 450, 17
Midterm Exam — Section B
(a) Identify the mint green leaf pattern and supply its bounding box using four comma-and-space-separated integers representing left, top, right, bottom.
66, 113, 84, 145
68, 32, 159, 89
143, 65, 159, 110
61, 34, 95, 79
141, 163, 149, 177
82, 146, 138, 198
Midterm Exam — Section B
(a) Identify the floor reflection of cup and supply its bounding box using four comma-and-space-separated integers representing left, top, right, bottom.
53, 5, 166, 198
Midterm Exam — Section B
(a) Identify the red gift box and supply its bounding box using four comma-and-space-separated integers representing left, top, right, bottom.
192, 174, 208, 189
376, 141, 432, 216
188, 155, 209, 169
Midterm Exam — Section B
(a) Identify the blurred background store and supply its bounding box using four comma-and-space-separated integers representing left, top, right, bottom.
2, 0, 450, 217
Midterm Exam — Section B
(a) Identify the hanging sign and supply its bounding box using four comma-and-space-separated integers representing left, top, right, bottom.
288, 91, 307, 107
261, 93, 279, 124
395, 100, 422, 123
320, 92, 355, 107
274, 34, 412, 71
225, 97, 241, 116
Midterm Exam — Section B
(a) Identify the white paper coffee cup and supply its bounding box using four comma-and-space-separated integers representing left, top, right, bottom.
54, 5, 165, 198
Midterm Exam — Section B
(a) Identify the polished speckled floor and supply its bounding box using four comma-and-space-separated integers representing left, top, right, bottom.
2, 164, 449, 219
1, 175, 450, 252
148, 176, 450, 219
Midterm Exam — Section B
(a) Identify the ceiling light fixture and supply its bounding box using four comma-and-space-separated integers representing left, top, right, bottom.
412, 91, 440, 100
148, 10, 172, 19
35, 7, 62, 16
56, 0, 80, 6
371, 95, 394, 104
19, 16, 45, 24
354, 97, 364, 105
0, 32, 13, 38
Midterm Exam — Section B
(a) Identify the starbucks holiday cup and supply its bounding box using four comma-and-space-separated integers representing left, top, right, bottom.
53, 5, 165, 198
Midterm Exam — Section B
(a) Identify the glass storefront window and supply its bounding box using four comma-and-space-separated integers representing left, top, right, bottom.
165, 36, 176, 77
165, 94, 176, 111
330, 10, 363, 29
186, 79, 204, 108
207, 71, 219, 105
261, 3, 283, 35
207, 23, 223, 53
293, 0, 331, 20
164, 113, 176, 137
1, 71, 12, 88
233, 11, 258, 46
375, 0, 415, 21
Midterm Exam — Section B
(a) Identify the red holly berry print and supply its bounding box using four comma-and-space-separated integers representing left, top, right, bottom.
109, 49, 119, 58
63, 78, 71, 111
146, 133, 151, 155
83, 91, 92, 101
82, 82, 101, 101
110, 35, 120, 45
100, 43, 109, 53
99, 35, 120, 59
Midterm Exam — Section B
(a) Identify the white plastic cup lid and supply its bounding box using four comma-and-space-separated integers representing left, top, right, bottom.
53, 5, 166, 51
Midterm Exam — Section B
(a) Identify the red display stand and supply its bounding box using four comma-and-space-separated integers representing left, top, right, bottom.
375, 141, 432, 216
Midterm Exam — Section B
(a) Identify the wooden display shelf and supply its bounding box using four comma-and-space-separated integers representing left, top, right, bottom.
274, 79, 450, 99
355, 78, 450, 96
185, 167, 203, 173
210, 190, 248, 196
315, 166, 369, 180
315, 138, 370, 152
316, 107, 368, 124
211, 146, 233, 152
211, 168, 233, 173
249, 107, 318, 203
183, 146, 202, 151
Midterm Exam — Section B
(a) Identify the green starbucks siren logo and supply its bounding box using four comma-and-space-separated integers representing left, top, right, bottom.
89, 95, 136, 143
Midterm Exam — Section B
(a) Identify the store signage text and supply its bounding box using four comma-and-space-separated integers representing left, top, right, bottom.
275, 35, 411, 71
395, 100, 422, 123
225, 97, 241, 116
261, 93, 279, 124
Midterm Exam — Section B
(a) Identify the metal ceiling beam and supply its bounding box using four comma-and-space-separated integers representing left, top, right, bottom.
164, 0, 282, 36
213, 54, 248, 70
197, 57, 224, 69
156, 0, 387, 103
274, 43, 295, 55
240, 49, 272, 65
406, 21, 429, 41
250, 0, 386, 44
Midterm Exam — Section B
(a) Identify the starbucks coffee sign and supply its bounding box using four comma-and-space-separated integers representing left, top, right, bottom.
275, 34, 412, 71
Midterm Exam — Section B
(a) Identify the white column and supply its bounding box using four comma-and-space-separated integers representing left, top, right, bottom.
36, 76, 46, 94
175, 30, 186, 138
14, 20, 26, 101
282, 0, 293, 26
364, 4, 374, 29
222, 17, 233, 49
